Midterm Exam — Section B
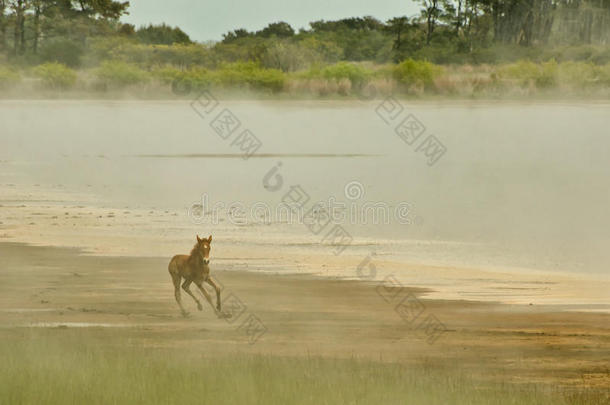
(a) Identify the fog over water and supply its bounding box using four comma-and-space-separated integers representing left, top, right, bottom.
1, 100, 609, 276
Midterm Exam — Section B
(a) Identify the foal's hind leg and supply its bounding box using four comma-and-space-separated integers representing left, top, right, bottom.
182, 279, 203, 311
171, 273, 188, 317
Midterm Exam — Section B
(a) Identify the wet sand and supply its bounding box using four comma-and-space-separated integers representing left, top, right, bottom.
1, 182, 609, 310
1, 242, 608, 389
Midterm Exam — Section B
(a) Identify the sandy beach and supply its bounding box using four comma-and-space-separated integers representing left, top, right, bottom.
1, 241, 609, 391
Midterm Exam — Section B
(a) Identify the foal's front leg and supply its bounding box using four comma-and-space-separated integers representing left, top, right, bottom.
206, 277, 222, 312
195, 281, 219, 314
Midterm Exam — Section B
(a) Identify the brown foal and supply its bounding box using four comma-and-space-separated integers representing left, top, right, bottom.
168, 235, 221, 317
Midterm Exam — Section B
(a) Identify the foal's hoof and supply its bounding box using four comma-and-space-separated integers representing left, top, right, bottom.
181, 311, 191, 318
197, 303, 203, 311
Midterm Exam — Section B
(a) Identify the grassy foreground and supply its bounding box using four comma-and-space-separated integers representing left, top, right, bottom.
0, 329, 605, 405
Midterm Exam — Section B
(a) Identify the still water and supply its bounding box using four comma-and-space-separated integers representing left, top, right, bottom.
1, 100, 609, 276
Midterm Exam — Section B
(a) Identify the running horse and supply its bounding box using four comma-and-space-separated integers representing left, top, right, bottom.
168, 235, 222, 317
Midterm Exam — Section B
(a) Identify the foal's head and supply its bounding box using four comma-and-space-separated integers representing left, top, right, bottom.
196, 234, 212, 265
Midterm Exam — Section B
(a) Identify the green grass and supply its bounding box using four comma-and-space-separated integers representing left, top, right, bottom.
0, 330, 606, 405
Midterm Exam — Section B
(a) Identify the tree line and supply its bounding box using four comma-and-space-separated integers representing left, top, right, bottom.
0, 0, 609, 68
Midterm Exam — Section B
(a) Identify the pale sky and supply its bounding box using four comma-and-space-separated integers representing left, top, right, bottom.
121, 0, 420, 42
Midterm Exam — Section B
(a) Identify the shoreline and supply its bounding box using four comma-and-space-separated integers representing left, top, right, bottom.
2, 96, 610, 104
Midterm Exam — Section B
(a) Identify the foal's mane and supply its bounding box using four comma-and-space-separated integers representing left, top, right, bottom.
188, 242, 203, 265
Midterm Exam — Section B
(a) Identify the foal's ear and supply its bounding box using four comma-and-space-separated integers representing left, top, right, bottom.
208, 235, 212, 243
196, 235, 202, 243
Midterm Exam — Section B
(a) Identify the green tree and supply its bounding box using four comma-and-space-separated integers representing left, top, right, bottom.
67, 0, 129, 19
0, 0, 8, 52
385, 16, 416, 61
419, 0, 439, 45
222, 28, 251, 43
257, 21, 294, 38
136, 23, 191, 45
9, 0, 27, 55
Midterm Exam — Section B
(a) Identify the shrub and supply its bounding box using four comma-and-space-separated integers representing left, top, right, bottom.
247, 67, 286, 92
86, 37, 150, 67
262, 40, 322, 72
294, 62, 373, 94
88, 38, 211, 70
213, 62, 285, 92
39, 39, 84, 68
150, 44, 213, 69
498, 60, 557, 89
336, 78, 352, 95
0, 66, 21, 89
558, 45, 597, 62
320, 62, 371, 89
412, 45, 466, 65
153, 67, 213, 94
95, 61, 150, 88
32, 62, 77, 90
495, 60, 610, 91
152, 66, 182, 84
316, 79, 338, 96
501, 60, 539, 84
536, 60, 558, 88
557, 61, 600, 89
393, 59, 443, 90
591, 48, 610, 65
597, 64, 610, 86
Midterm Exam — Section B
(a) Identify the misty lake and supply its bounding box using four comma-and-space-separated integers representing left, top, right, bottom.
1, 99, 609, 276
